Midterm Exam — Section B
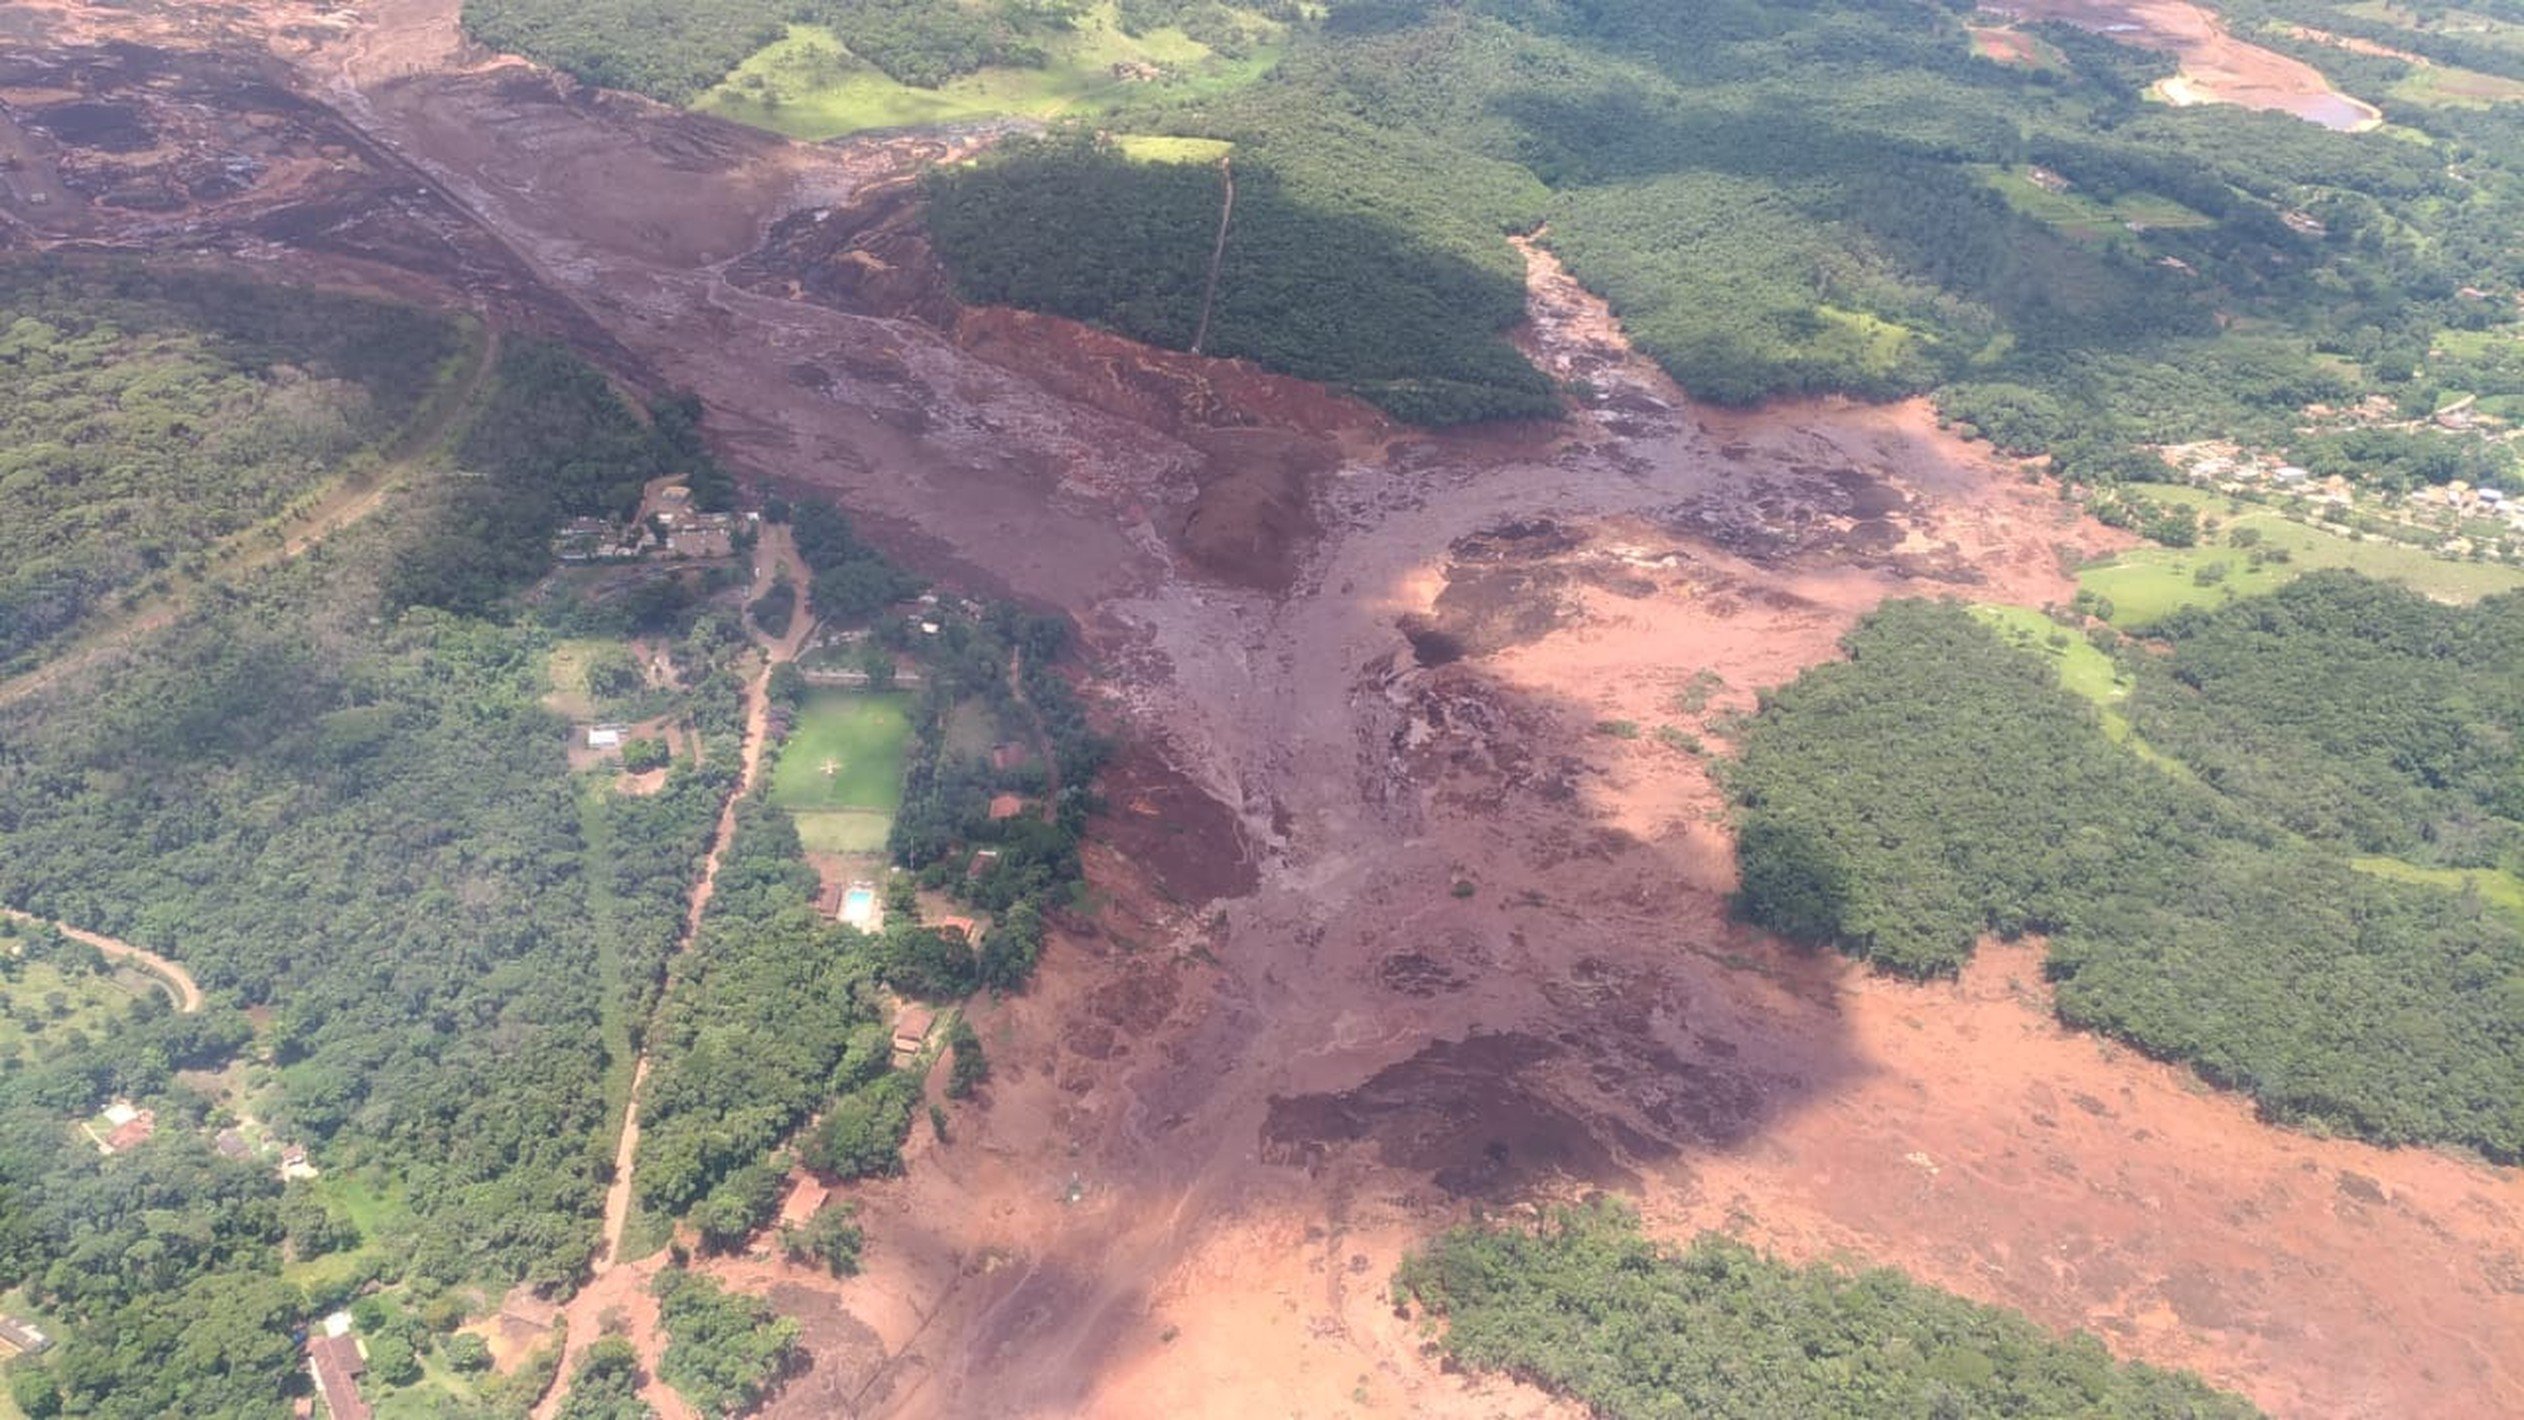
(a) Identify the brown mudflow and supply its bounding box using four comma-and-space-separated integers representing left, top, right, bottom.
0, 3, 2516, 1417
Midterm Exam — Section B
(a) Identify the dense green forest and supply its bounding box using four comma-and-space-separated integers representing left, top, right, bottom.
916, 0, 2523, 460
0, 260, 464, 672
1396, 1201, 2260, 1419
628, 798, 893, 1230
925, 137, 1559, 422
2133, 574, 2524, 872
0, 322, 734, 1414
1727, 585, 2524, 1158
653, 1270, 798, 1414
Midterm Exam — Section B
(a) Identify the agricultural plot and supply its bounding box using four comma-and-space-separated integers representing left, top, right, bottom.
770, 690, 914, 852
2077, 486, 2524, 626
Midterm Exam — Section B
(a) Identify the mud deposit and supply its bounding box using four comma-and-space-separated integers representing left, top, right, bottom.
1997, 0, 2384, 129
4, 3, 2518, 1419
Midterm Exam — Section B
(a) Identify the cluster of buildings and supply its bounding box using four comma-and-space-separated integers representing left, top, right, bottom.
552, 480, 745, 564
2160, 440, 2524, 551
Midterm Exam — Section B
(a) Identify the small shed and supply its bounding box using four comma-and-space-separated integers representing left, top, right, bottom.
891, 1002, 937, 1063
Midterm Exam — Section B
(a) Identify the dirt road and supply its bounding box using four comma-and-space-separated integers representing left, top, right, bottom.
0, 907, 204, 1014
534, 529, 812, 1420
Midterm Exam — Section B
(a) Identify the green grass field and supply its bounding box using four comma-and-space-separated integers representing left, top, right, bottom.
2078, 485, 2524, 627
696, 4, 1286, 141
771, 691, 913, 814
2352, 856, 2524, 918
0, 959, 143, 1061
1981, 167, 2215, 244
282, 1172, 415, 1294
790, 810, 896, 854
1114, 133, 1236, 164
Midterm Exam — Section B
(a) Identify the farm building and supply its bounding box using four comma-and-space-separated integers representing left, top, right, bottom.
891, 1001, 936, 1064
0, 1315, 51, 1356
95, 1101, 154, 1155
586, 727, 622, 750
308, 1330, 372, 1420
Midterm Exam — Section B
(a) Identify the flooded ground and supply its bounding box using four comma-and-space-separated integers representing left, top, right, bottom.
1, 2, 2516, 1417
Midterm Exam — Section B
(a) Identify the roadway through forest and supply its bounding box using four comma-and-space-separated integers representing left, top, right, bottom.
0, 321, 501, 713
0, 907, 204, 1014
535, 523, 813, 1420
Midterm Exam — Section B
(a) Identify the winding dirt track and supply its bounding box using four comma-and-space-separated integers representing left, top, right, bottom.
533, 525, 815, 1420
1, 2, 2517, 1417
0, 908, 203, 1014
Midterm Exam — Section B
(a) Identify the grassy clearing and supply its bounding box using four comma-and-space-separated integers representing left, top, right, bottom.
2078, 485, 2524, 627
2396, 62, 2524, 104
2352, 856, 2524, 918
1967, 604, 2194, 773
1114, 133, 1235, 164
0, 959, 142, 1059
282, 1172, 414, 1292
697, 5, 1286, 141
542, 637, 608, 720
770, 690, 913, 814
1981, 168, 2215, 243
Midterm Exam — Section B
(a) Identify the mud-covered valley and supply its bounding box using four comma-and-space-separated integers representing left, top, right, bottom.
4, 3, 2520, 1418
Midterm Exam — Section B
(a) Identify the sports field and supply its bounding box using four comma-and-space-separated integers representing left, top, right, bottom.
771, 690, 913, 853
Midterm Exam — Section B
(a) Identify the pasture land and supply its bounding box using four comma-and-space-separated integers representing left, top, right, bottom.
1980, 166, 2216, 244
1114, 133, 1235, 164
696, 4, 1286, 141
0, 959, 143, 1060
2077, 485, 2524, 627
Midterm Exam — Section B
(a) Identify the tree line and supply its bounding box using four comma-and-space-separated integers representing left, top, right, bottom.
1727, 588, 2524, 1159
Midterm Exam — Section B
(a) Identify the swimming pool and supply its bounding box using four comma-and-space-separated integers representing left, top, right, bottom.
841, 887, 878, 927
